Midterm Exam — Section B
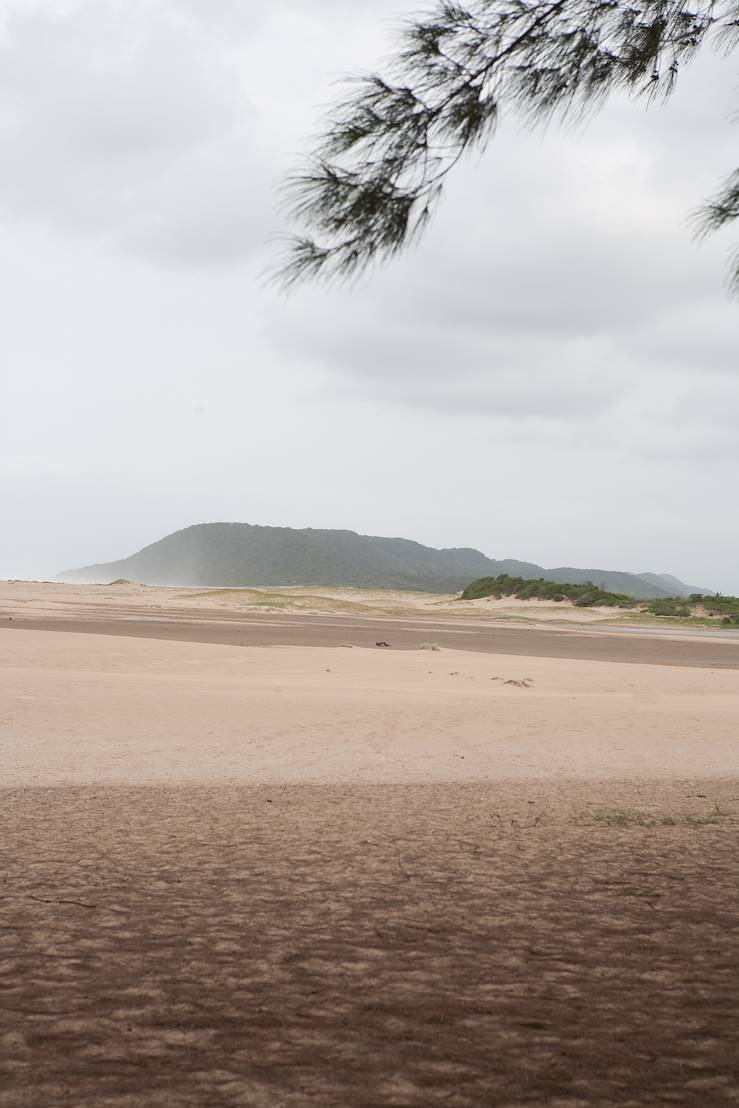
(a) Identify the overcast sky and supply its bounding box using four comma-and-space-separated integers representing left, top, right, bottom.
2, 0, 738, 590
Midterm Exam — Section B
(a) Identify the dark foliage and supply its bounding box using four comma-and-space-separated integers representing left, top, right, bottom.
463, 574, 739, 621
460, 573, 638, 606
277, 0, 739, 289
644, 598, 692, 617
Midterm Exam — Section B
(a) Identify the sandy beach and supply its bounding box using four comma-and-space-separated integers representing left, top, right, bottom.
3, 626, 739, 786
2, 583, 739, 1106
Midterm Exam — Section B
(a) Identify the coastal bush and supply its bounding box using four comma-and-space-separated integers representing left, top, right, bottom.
460, 575, 636, 608
645, 600, 692, 618
461, 574, 739, 621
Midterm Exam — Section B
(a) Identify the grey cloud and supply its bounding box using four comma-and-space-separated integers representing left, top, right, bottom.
0, 0, 417, 266
266, 189, 734, 434
273, 288, 636, 418
623, 303, 739, 375
327, 364, 617, 420
0, 0, 266, 264
264, 45, 737, 450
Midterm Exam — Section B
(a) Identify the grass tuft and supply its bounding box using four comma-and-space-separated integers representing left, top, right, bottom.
592, 806, 728, 829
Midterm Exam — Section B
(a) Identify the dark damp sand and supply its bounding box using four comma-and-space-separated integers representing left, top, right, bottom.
2, 781, 739, 1108
7, 609, 739, 668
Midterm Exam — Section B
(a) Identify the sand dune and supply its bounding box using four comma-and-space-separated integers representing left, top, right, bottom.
1, 578, 631, 622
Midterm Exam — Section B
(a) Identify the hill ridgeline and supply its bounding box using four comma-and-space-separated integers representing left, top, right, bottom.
59, 522, 706, 599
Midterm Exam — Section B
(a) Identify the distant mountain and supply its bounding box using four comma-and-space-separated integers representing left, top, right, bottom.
637, 572, 711, 598
540, 567, 711, 599
59, 522, 707, 599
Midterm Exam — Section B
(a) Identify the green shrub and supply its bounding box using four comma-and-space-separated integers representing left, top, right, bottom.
646, 599, 691, 618
460, 575, 636, 608
460, 575, 739, 623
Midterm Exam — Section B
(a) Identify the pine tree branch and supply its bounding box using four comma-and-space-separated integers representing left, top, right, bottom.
274, 0, 739, 290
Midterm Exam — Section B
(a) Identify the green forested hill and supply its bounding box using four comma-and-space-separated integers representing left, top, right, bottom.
59, 522, 706, 598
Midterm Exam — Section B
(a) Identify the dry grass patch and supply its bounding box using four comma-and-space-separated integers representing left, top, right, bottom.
591, 805, 732, 829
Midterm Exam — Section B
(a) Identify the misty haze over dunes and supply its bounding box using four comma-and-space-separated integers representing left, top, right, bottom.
59, 523, 707, 599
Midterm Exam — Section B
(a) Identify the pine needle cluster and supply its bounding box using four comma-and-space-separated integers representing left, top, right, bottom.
276, 1, 739, 289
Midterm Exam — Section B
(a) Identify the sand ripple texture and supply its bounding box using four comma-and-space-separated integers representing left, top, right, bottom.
2, 781, 738, 1107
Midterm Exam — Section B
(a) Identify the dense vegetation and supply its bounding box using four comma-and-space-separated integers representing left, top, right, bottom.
644, 598, 692, 618
461, 575, 638, 607
461, 575, 739, 625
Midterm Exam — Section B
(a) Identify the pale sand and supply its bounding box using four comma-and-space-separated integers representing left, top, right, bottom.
0, 578, 633, 622
3, 626, 738, 786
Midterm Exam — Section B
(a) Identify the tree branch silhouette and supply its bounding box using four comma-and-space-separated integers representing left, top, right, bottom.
276, 0, 739, 290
